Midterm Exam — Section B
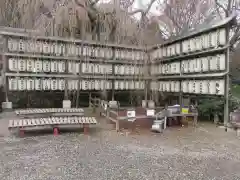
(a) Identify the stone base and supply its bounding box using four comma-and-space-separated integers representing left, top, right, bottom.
62, 100, 71, 108
237, 129, 240, 137
2, 102, 13, 112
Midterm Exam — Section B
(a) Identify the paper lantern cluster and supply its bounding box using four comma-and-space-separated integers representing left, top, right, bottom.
7, 38, 147, 60
8, 78, 113, 91
114, 65, 143, 75
151, 28, 226, 60
181, 54, 226, 73
181, 80, 225, 95
114, 81, 145, 90
151, 62, 181, 75
115, 49, 146, 60
182, 28, 226, 54
8, 58, 67, 73
81, 63, 113, 74
151, 81, 180, 92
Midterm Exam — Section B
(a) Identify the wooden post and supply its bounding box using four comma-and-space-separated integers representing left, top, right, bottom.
89, 92, 92, 108
2, 36, 8, 102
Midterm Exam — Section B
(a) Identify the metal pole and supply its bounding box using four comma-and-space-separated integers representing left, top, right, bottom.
224, 25, 230, 131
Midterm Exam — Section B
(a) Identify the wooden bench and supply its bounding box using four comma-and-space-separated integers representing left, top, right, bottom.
15, 108, 84, 118
8, 116, 97, 136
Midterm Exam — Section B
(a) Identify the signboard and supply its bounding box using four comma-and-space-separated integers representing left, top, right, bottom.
127, 110, 136, 122
147, 109, 155, 116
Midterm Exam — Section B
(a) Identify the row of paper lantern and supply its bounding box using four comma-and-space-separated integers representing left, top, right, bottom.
181, 54, 226, 73
151, 54, 226, 75
115, 50, 146, 60
151, 43, 181, 59
8, 78, 113, 91
114, 65, 144, 75
151, 28, 226, 59
9, 58, 67, 73
114, 81, 145, 90
182, 28, 226, 54
151, 81, 180, 92
7, 38, 146, 60
150, 80, 225, 95
182, 80, 225, 95
81, 63, 113, 74
151, 62, 181, 75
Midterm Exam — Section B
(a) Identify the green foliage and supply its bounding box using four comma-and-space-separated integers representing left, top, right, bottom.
198, 89, 240, 121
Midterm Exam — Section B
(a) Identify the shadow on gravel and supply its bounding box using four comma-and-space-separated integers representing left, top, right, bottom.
10, 127, 101, 138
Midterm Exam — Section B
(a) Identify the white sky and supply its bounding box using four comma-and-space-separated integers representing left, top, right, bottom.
100, 0, 161, 19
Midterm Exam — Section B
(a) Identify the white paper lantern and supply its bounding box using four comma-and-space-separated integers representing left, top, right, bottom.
36, 41, 43, 53
175, 81, 180, 92
170, 81, 175, 92
209, 81, 216, 94
42, 79, 51, 90
189, 61, 194, 73
189, 39, 194, 52
18, 39, 26, 52
195, 58, 201, 72
95, 80, 100, 90
182, 81, 188, 93
140, 81, 145, 89
43, 61, 51, 72
35, 60, 43, 72
8, 58, 18, 71
18, 78, 26, 91
81, 63, 87, 73
94, 47, 99, 57
26, 59, 34, 72
114, 81, 119, 90
58, 79, 65, 90
135, 81, 140, 89
201, 80, 208, 94
165, 82, 170, 92
51, 61, 58, 72
188, 81, 193, 93
8, 78, 18, 91
26, 78, 35, 90
35, 79, 42, 90
195, 81, 200, 94
120, 81, 124, 90
67, 80, 74, 91
81, 80, 88, 90
43, 42, 50, 54
216, 80, 225, 95
57, 61, 65, 73
201, 57, 209, 72
100, 48, 105, 58
209, 56, 218, 71
54, 43, 61, 56
184, 61, 189, 73
51, 79, 58, 90
159, 81, 163, 91
18, 59, 26, 71
194, 37, 199, 51
218, 54, 226, 70
209, 32, 214, 48
162, 82, 166, 91
218, 28, 226, 46
82, 46, 87, 56
129, 81, 134, 90
8, 39, 18, 52
100, 80, 105, 90
107, 81, 112, 89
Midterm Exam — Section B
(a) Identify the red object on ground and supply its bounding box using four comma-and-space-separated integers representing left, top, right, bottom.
53, 127, 59, 136
19, 129, 24, 137
84, 124, 89, 135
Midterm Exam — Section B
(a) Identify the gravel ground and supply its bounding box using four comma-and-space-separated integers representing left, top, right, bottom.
0, 121, 240, 180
